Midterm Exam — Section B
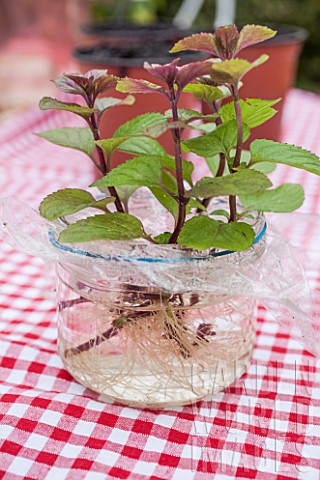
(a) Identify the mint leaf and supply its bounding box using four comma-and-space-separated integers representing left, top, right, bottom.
183, 121, 250, 158
149, 169, 179, 220
183, 84, 231, 103
92, 156, 162, 188
236, 25, 276, 54
250, 140, 320, 175
220, 98, 280, 128
186, 169, 271, 198
240, 184, 305, 212
178, 217, 255, 251
150, 187, 179, 221
160, 156, 194, 186
96, 137, 130, 157
164, 108, 218, 123
117, 77, 165, 95
36, 128, 95, 159
209, 55, 269, 84
119, 137, 168, 157
186, 198, 206, 213
210, 209, 230, 218
170, 33, 219, 56
250, 162, 276, 174
39, 188, 114, 220
39, 97, 96, 119
154, 232, 172, 244
113, 113, 167, 138
162, 169, 178, 194
94, 95, 135, 116
58, 213, 146, 243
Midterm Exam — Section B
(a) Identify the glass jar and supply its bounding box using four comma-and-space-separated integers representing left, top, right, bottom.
55, 211, 266, 408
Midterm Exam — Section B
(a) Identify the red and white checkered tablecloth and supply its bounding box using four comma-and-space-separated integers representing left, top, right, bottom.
0, 89, 320, 480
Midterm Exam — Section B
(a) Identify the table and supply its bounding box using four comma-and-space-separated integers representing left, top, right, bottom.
0, 89, 320, 479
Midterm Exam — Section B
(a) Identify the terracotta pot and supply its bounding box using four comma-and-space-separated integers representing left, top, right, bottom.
72, 27, 204, 168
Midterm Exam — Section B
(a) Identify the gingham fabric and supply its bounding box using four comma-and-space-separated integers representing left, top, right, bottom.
0, 89, 320, 480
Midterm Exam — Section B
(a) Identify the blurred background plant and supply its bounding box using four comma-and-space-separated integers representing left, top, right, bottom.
0, 0, 318, 119
85, 0, 319, 92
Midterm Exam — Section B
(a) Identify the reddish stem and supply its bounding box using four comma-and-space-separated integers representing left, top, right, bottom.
229, 83, 243, 222
168, 89, 186, 244
87, 93, 124, 213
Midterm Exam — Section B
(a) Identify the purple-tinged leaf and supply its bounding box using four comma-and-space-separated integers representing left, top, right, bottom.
89, 72, 118, 96
175, 61, 213, 89
117, 77, 166, 95
209, 55, 268, 85
54, 75, 85, 96
214, 25, 239, 59
170, 33, 220, 56
171, 24, 277, 61
55, 70, 118, 98
236, 25, 276, 55
144, 58, 180, 84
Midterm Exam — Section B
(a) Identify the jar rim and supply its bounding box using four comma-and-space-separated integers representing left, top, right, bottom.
48, 221, 266, 264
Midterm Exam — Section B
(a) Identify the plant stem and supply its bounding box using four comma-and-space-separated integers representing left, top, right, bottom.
197, 102, 225, 213
232, 84, 243, 169
87, 94, 124, 213
229, 83, 243, 222
168, 89, 186, 244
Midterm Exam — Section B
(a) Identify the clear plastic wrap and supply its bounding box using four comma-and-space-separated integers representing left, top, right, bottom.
1, 194, 320, 406
0, 195, 319, 358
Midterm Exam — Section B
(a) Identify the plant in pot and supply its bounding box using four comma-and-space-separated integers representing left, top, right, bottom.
10, 24, 320, 408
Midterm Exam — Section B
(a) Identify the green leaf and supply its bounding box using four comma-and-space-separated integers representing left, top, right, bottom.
178, 217, 255, 251
186, 169, 272, 198
36, 128, 95, 159
94, 95, 135, 116
118, 137, 168, 157
153, 232, 172, 244
39, 97, 96, 119
113, 185, 138, 203
228, 148, 276, 174
150, 169, 179, 220
39, 188, 114, 220
220, 98, 280, 128
186, 198, 206, 213
210, 209, 230, 218
150, 187, 179, 221
58, 213, 147, 243
113, 112, 168, 138
240, 184, 305, 213
193, 123, 216, 134
209, 55, 269, 84
164, 108, 218, 123
160, 156, 194, 186
182, 121, 250, 158
162, 169, 178, 194
250, 140, 320, 175
183, 84, 231, 103
204, 154, 229, 176
250, 162, 276, 174
96, 137, 130, 157
91, 156, 162, 188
